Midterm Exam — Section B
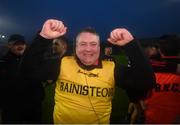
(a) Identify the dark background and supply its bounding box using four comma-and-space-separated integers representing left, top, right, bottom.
0, 0, 180, 42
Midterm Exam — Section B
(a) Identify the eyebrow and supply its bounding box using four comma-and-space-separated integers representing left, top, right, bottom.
78, 41, 98, 44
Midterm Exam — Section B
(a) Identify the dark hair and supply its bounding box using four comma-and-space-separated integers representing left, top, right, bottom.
56, 36, 69, 43
8, 34, 26, 44
78, 27, 98, 34
158, 39, 179, 56
76, 27, 100, 43
53, 36, 68, 50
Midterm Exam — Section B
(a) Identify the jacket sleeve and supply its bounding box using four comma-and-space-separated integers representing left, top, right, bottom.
21, 34, 60, 81
115, 40, 156, 102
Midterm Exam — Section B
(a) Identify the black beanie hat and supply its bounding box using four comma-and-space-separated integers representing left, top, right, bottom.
8, 34, 26, 44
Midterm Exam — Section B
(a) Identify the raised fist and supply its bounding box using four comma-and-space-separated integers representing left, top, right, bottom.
107, 28, 134, 46
40, 19, 67, 39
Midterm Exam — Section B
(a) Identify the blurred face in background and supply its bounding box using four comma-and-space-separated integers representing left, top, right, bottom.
105, 47, 112, 56
52, 39, 67, 55
76, 32, 100, 66
144, 46, 159, 58
8, 41, 26, 56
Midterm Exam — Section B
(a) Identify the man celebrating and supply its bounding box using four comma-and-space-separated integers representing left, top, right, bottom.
22, 19, 155, 124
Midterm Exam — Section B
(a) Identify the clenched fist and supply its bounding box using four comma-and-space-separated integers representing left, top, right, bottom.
40, 19, 67, 39
107, 28, 134, 46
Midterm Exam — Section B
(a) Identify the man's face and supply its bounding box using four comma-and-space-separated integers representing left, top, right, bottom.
52, 40, 66, 54
9, 42, 26, 56
76, 32, 100, 66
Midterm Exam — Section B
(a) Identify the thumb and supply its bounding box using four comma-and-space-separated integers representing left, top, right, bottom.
107, 38, 116, 45
107, 38, 112, 42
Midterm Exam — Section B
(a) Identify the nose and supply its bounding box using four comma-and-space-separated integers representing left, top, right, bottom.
84, 44, 93, 51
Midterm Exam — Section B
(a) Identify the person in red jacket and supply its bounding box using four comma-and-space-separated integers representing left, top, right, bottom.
143, 38, 180, 124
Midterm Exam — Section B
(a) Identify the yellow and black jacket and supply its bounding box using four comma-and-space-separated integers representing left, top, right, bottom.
22, 35, 155, 124
54, 56, 115, 123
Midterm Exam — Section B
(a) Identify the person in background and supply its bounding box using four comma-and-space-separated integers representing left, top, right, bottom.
144, 44, 160, 60
142, 38, 180, 124
21, 19, 155, 124
43, 36, 68, 84
41, 36, 68, 123
104, 46, 112, 57
0, 34, 27, 123
52, 36, 68, 57
103, 43, 114, 62
44, 36, 68, 60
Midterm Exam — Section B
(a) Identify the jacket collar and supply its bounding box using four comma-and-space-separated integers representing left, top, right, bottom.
75, 55, 102, 71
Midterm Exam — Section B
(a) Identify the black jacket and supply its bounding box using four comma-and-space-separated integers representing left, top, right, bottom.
0, 51, 45, 108
0, 52, 26, 107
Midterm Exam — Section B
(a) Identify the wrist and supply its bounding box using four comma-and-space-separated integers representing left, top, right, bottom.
39, 32, 51, 39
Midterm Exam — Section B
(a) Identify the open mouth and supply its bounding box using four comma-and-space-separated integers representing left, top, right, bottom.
83, 54, 93, 57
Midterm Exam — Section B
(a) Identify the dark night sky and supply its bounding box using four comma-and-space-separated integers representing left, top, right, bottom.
0, 0, 180, 42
